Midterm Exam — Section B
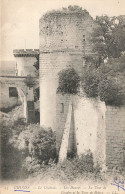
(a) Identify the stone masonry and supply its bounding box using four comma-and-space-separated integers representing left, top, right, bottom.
39, 7, 125, 168
39, 8, 95, 129
106, 106, 125, 169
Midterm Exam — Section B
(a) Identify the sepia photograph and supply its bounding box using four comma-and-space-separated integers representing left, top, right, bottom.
0, 0, 125, 193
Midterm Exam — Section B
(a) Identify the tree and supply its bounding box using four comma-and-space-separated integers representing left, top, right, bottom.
92, 15, 125, 61
81, 53, 125, 106
57, 68, 80, 95
81, 15, 125, 106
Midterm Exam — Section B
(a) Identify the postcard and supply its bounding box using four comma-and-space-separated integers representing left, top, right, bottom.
0, 0, 125, 193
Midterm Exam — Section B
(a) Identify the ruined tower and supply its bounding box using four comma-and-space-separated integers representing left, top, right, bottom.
39, 7, 95, 129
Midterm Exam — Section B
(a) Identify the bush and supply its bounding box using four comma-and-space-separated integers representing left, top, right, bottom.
57, 68, 80, 95
17, 124, 57, 165
81, 56, 125, 106
56, 151, 94, 181
82, 65, 99, 98
1, 125, 28, 180
0, 104, 20, 113
24, 75, 35, 88
1, 121, 57, 179
32, 127, 56, 164
98, 77, 125, 106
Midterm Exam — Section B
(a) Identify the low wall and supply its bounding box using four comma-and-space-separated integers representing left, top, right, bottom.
56, 94, 106, 166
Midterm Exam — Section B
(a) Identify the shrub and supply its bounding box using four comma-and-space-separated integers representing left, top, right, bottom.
1, 121, 57, 179
1, 125, 28, 180
57, 151, 94, 181
82, 65, 99, 98
57, 68, 80, 95
24, 75, 35, 88
81, 56, 125, 106
32, 128, 56, 164
0, 104, 21, 113
17, 124, 57, 165
98, 77, 125, 106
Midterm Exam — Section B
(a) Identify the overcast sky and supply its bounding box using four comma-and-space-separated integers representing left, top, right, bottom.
1, 0, 125, 61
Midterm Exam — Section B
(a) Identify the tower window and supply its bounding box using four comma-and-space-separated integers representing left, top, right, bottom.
9, 87, 18, 97
60, 103, 64, 113
83, 35, 86, 41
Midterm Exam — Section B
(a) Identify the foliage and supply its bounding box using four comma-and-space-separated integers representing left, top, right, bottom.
31, 127, 56, 164
0, 104, 21, 113
43, 5, 90, 21
33, 55, 39, 77
29, 151, 104, 183
24, 75, 35, 88
1, 124, 28, 180
82, 15, 125, 106
98, 77, 125, 106
92, 15, 125, 61
15, 124, 56, 165
82, 54, 125, 106
1, 121, 56, 180
58, 151, 94, 181
33, 55, 39, 70
57, 68, 80, 95
82, 64, 99, 98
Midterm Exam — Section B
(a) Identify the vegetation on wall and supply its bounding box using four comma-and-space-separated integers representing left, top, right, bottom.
42, 5, 91, 21
82, 15, 125, 106
33, 55, 39, 76
57, 68, 80, 95
24, 75, 35, 88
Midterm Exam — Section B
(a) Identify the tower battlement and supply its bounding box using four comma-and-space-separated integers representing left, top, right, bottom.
13, 49, 39, 57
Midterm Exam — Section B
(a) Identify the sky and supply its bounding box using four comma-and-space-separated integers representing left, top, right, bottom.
1, 0, 125, 61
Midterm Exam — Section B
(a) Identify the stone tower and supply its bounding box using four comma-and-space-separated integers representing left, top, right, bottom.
13, 49, 39, 77
39, 7, 95, 129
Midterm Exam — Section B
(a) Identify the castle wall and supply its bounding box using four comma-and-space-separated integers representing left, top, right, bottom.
56, 94, 71, 152
56, 94, 106, 166
105, 106, 125, 169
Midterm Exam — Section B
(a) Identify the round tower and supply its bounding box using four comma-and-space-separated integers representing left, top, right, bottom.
13, 49, 39, 77
39, 7, 95, 129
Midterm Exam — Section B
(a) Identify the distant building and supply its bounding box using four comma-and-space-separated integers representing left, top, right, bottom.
0, 49, 39, 123
13, 49, 39, 77
0, 61, 20, 110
